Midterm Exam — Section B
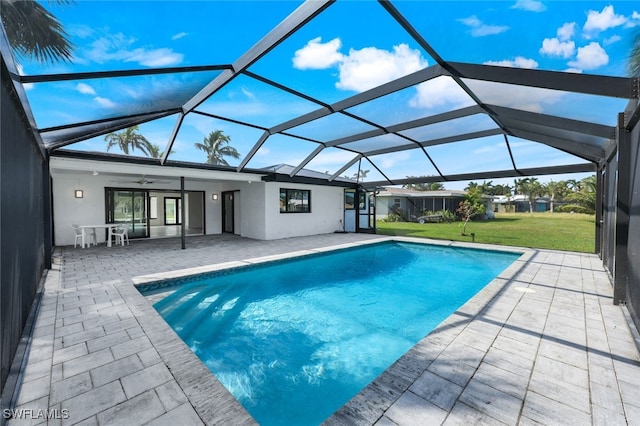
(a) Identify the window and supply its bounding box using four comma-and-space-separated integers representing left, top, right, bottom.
149, 196, 158, 219
344, 190, 355, 210
280, 188, 311, 213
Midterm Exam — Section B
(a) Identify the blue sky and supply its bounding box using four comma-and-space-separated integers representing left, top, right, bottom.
16, 1, 640, 190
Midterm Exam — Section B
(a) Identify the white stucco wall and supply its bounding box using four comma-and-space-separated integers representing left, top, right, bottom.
52, 173, 229, 246
263, 183, 343, 240
50, 159, 347, 245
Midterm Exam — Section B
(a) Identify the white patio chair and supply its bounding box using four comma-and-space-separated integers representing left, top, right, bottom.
112, 224, 130, 246
72, 224, 96, 247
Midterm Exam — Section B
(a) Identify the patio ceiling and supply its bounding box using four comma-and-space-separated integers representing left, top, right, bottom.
2, 0, 638, 187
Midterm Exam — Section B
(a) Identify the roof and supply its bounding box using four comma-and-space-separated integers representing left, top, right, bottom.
2, 1, 638, 188
377, 187, 466, 198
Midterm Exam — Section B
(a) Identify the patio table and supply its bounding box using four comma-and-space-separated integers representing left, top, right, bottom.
79, 224, 119, 248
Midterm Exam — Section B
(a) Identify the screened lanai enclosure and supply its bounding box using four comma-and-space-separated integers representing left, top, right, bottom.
1, 0, 640, 405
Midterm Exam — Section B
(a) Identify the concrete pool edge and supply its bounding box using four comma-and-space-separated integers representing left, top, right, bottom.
129, 236, 530, 425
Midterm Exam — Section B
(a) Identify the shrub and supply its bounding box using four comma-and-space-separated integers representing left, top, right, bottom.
555, 204, 593, 214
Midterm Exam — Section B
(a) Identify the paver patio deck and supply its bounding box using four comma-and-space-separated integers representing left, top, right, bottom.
5, 233, 640, 425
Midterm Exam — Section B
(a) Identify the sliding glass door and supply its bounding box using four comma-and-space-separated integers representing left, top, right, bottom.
106, 189, 149, 239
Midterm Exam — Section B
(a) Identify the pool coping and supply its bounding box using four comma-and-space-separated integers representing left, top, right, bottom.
127, 236, 531, 425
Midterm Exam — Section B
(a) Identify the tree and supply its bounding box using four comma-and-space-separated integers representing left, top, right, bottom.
489, 184, 512, 196
148, 144, 174, 159
194, 130, 240, 165
515, 177, 544, 213
456, 190, 486, 236
465, 180, 492, 195
1, 0, 74, 64
104, 126, 154, 156
353, 169, 369, 182
403, 178, 445, 191
543, 180, 567, 213
564, 175, 597, 214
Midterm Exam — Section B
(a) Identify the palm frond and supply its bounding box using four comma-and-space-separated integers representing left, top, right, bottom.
1, 0, 74, 64
629, 33, 640, 77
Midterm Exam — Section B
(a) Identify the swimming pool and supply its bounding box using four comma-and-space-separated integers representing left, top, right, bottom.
139, 241, 520, 425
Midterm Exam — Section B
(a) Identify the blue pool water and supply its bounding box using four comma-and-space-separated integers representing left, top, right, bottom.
143, 241, 520, 425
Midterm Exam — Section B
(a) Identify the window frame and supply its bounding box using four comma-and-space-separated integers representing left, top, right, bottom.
279, 188, 311, 213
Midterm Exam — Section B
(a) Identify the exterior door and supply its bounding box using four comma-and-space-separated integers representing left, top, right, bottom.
106, 189, 149, 239
344, 189, 356, 232
222, 191, 234, 233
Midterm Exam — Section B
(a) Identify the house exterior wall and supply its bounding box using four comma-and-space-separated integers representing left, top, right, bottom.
263, 183, 343, 240
50, 169, 346, 244
51, 174, 227, 246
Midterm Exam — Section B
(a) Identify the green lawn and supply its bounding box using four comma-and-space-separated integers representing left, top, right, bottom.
376, 212, 595, 253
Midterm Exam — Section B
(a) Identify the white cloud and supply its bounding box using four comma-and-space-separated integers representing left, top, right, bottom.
310, 150, 358, 168
292, 38, 430, 92
67, 24, 94, 39
465, 80, 565, 113
292, 37, 344, 69
256, 147, 270, 156
84, 33, 183, 67
94, 97, 117, 108
76, 83, 96, 95
568, 42, 609, 70
539, 38, 575, 58
124, 48, 183, 67
511, 0, 546, 12
241, 87, 256, 100
458, 15, 509, 37
376, 151, 411, 169
604, 35, 621, 45
557, 22, 576, 41
172, 32, 188, 41
624, 11, 640, 28
473, 143, 504, 155
484, 56, 539, 69
336, 44, 427, 92
409, 77, 474, 110
584, 5, 627, 34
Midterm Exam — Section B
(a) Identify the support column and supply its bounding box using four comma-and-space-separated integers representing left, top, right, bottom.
180, 176, 186, 250
42, 156, 53, 268
614, 113, 630, 305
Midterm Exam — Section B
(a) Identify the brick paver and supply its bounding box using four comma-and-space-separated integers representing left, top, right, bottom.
5, 233, 640, 425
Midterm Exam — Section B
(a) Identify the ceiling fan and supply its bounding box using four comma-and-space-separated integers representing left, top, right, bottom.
110, 176, 170, 185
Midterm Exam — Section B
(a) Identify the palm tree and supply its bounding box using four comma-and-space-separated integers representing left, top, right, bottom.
104, 126, 154, 156
543, 180, 567, 213
465, 180, 492, 195
194, 130, 240, 165
1, 0, 74, 64
353, 169, 369, 182
403, 177, 445, 191
147, 143, 175, 159
565, 175, 597, 214
515, 177, 543, 213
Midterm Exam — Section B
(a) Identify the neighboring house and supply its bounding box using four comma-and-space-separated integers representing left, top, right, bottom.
491, 195, 551, 213
50, 157, 363, 245
375, 187, 467, 221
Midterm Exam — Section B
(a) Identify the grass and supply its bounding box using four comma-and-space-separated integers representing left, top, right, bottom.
376, 212, 595, 253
